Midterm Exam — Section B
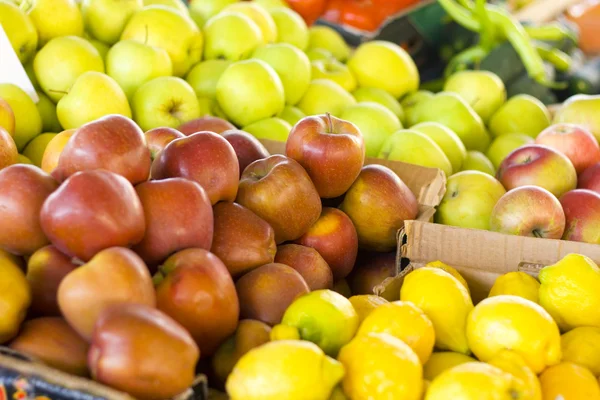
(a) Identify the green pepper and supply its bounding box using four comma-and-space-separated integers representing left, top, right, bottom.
535, 43, 573, 73
444, 45, 489, 78
524, 23, 578, 44
438, 0, 480, 32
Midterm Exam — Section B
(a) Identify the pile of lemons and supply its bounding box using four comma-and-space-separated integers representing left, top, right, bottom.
225, 253, 600, 400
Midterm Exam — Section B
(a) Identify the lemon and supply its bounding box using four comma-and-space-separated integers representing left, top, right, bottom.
488, 271, 540, 303
561, 326, 600, 376
488, 350, 542, 400
348, 295, 388, 323
357, 300, 435, 364
539, 253, 600, 331
0, 255, 31, 343
466, 295, 561, 373
280, 289, 359, 356
423, 352, 476, 380
425, 260, 470, 293
226, 340, 345, 400
400, 267, 473, 354
338, 332, 423, 400
539, 362, 600, 400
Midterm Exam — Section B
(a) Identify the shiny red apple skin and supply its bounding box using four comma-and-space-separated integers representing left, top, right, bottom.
489, 185, 565, 239
155, 248, 239, 356
559, 189, 600, 244
535, 123, 600, 174
211, 202, 276, 278
221, 129, 270, 177
0, 164, 58, 256
178, 116, 236, 135
40, 169, 146, 261
286, 114, 365, 198
53, 115, 151, 185
579, 162, 600, 194
295, 207, 358, 280
89, 303, 199, 400
151, 131, 239, 205
144, 127, 185, 161
274, 244, 333, 290
349, 251, 397, 299
236, 155, 322, 243
496, 144, 577, 198
132, 178, 213, 268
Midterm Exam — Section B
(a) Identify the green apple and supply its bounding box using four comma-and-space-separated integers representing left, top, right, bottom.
36, 91, 62, 133
352, 87, 405, 124
411, 122, 467, 173
121, 5, 203, 77
188, 0, 238, 27
311, 59, 357, 92
339, 102, 401, 158
553, 94, 600, 142
269, 7, 308, 51
252, 43, 311, 106
88, 38, 110, 60
0, 84, 42, 151
278, 106, 305, 126
402, 90, 434, 126
485, 133, 534, 169
307, 26, 350, 62
216, 59, 285, 127
306, 48, 334, 62
106, 40, 173, 99
203, 12, 264, 61
198, 98, 214, 117
33, 36, 104, 103
0, 1, 37, 63
24, 0, 84, 46
253, 0, 289, 9
186, 60, 231, 100
489, 94, 551, 138
81, 0, 142, 45
378, 129, 453, 177
297, 79, 356, 117
23, 133, 57, 166
17, 155, 33, 165
143, 0, 188, 14
243, 117, 292, 142
222, 2, 277, 44
461, 150, 495, 176
435, 170, 506, 230
57, 71, 132, 129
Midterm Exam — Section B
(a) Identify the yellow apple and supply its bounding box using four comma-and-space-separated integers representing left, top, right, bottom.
202, 12, 263, 61
461, 151, 496, 176
486, 133, 534, 169
297, 79, 356, 117
311, 59, 357, 92
411, 122, 467, 174
143, 0, 188, 14
81, 0, 143, 45
243, 117, 292, 142
270, 7, 308, 51
222, 2, 277, 44
0, 84, 42, 151
307, 26, 350, 62
0, 1, 37, 63
36, 91, 62, 133
24, 0, 84, 46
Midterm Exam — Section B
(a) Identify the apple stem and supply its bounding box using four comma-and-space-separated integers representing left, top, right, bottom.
152, 271, 165, 286
325, 112, 333, 132
48, 89, 68, 95
532, 229, 543, 238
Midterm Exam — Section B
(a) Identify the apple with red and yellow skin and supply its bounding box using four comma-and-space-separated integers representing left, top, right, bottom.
285, 114, 365, 198
295, 207, 358, 280
41, 129, 76, 173
340, 165, 418, 252
535, 123, 600, 175
58, 247, 156, 341
0, 98, 15, 136
210, 202, 276, 278
0, 127, 18, 169
155, 248, 239, 356
274, 244, 333, 290
496, 144, 577, 199
144, 127, 185, 161
236, 155, 322, 243
151, 131, 239, 205
88, 304, 199, 400
40, 170, 146, 262
9, 317, 89, 377
560, 189, 600, 244
490, 186, 566, 239
349, 251, 397, 300
0, 165, 58, 256
53, 115, 151, 185
221, 129, 270, 176
27, 245, 78, 317
178, 116, 236, 135
579, 163, 600, 194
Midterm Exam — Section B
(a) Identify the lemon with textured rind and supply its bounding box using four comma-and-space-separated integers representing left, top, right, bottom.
488, 272, 540, 303
348, 295, 388, 323
466, 295, 561, 373
357, 300, 435, 364
423, 352, 476, 380
425, 260, 470, 293
539, 253, 600, 331
488, 350, 542, 400
561, 326, 600, 376
226, 340, 344, 400
540, 362, 600, 400
400, 267, 473, 354
338, 332, 423, 400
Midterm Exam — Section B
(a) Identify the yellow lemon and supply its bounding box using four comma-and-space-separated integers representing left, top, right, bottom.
488, 350, 542, 400
539, 253, 600, 331
348, 295, 388, 323
400, 267, 473, 354
338, 332, 423, 400
22, 132, 57, 167
226, 340, 345, 400
488, 271, 540, 303
357, 300, 435, 364
423, 352, 477, 380
539, 362, 600, 400
561, 326, 600, 376
0, 255, 31, 343
466, 295, 561, 373
425, 260, 470, 293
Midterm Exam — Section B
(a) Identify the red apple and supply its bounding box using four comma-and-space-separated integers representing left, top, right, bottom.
490, 186, 565, 239
0, 164, 58, 255
211, 202, 276, 278
53, 114, 151, 185
0, 127, 17, 169
58, 247, 156, 340
274, 244, 333, 290
340, 164, 418, 252
144, 127, 185, 161
89, 303, 199, 400
178, 116, 236, 135
151, 131, 239, 205
132, 178, 213, 268
295, 207, 358, 280
40, 170, 146, 261
535, 123, 600, 174
221, 129, 270, 177
155, 248, 239, 356
236, 155, 322, 243
497, 144, 577, 198
349, 251, 397, 299
285, 114, 365, 198
579, 162, 600, 194
560, 189, 600, 244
